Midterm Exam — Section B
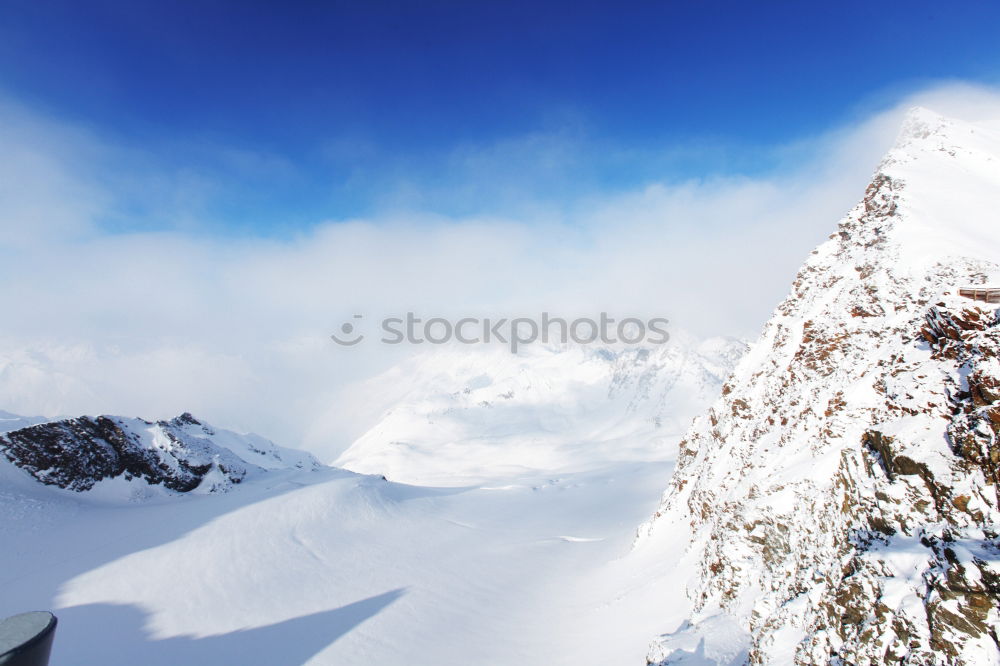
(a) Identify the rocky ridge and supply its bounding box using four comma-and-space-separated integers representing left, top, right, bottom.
0, 412, 320, 495
644, 108, 1000, 664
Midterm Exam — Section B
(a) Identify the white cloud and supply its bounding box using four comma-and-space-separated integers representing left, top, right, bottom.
0, 97, 111, 246
2, 82, 999, 459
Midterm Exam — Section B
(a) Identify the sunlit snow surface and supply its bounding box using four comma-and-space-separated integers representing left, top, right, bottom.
335, 338, 744, 485
0, 338, 741, 665
0, 462, 686, 664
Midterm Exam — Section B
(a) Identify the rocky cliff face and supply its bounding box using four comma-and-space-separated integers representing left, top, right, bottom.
0, 412, 320, 494
644, 108, 1000, 664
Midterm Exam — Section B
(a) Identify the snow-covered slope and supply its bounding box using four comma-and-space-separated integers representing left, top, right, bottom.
0, 336, 741, 664
0, 409, 47, 433
0, 461, 681, 665
334, 337, 745, 485
0, 412, 319, 498
642, 108, 1000, 664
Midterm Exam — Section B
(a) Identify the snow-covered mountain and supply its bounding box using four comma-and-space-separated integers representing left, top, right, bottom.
0, 332, 743, 663
334, 336, 745, 485
641, 108, 1000, 665
13, 106, 1000, 665
0, 412, 319, 498
0, 409, 48, 433
0, 325, 747, 664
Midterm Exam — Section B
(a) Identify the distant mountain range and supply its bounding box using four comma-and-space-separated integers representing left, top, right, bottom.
334, 337, 745, 485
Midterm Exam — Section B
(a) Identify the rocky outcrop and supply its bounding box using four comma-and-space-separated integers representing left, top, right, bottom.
0, 412, 320, 494
644, 108, 1000, 664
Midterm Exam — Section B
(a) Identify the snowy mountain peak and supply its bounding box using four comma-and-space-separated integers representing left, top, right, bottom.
642, 110, 1000, 664
0, 412, 320, 498
895, 105, 952, 144
887, 105, 996, 160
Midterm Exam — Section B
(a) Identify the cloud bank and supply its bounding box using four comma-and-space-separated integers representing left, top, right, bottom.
2, 82, 999, 459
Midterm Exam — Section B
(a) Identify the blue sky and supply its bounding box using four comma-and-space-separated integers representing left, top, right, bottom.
2, 1, 1000, 443
2, 0, 999, 234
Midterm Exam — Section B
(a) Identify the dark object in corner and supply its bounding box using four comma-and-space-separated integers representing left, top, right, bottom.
0, 612, 57, 666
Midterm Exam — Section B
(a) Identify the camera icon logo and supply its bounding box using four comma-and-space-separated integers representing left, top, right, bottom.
330, 314, 364, 346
